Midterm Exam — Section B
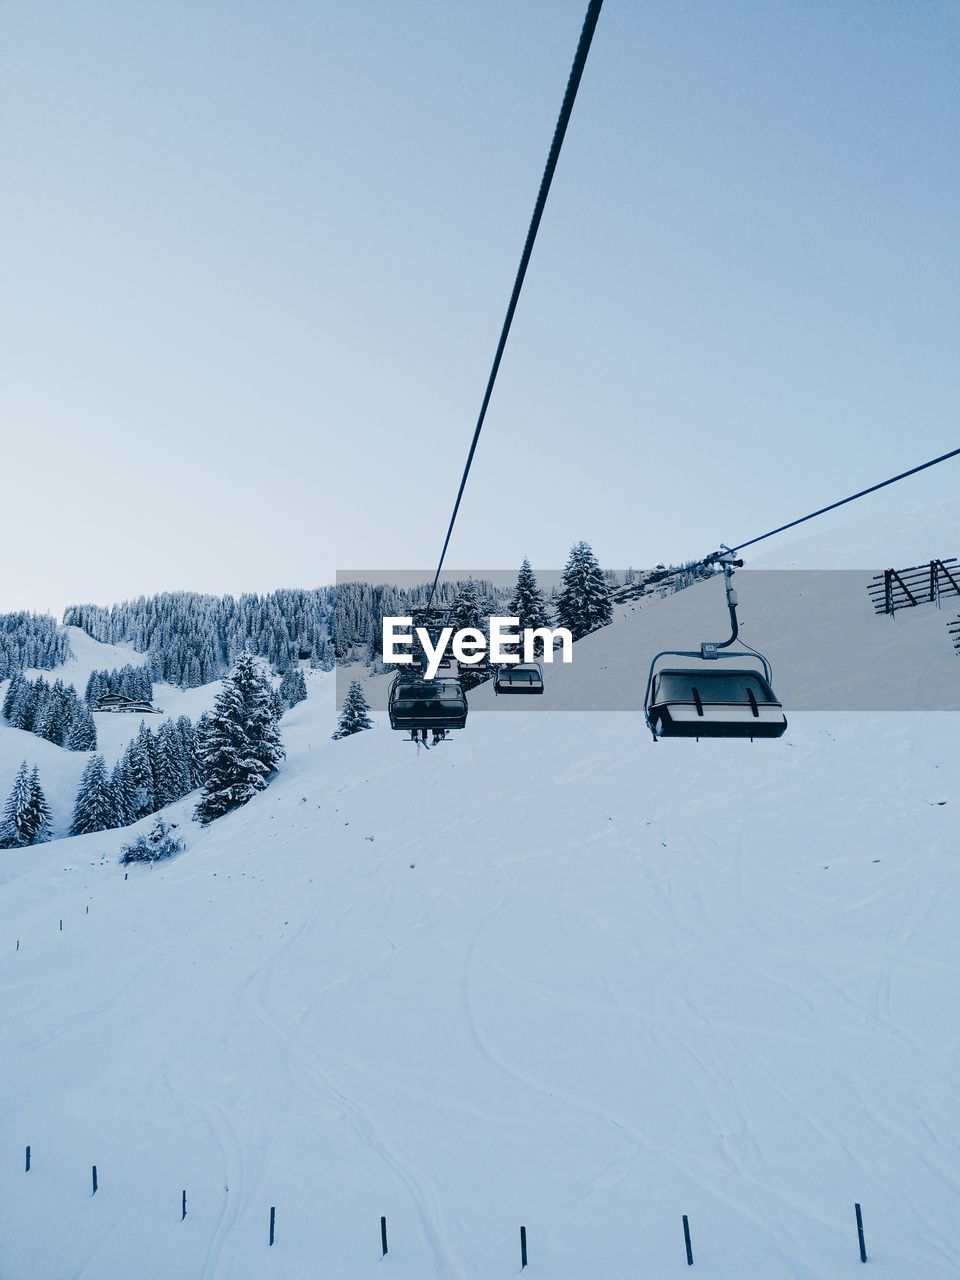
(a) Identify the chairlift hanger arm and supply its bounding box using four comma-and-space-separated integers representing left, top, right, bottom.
700, 548, 742, 651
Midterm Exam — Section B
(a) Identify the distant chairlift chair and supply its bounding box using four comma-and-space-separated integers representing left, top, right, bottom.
643, 551, 787, 741
493, 662, 544, 695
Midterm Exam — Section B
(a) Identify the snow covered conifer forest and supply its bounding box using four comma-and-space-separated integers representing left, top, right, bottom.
64, 589, 338, 687
0, 613, 71, 679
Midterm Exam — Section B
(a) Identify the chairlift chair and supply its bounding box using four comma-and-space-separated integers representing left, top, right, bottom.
643, 551, 787, 741
645, 660, 786, 739
493, 662, 544, 695
388, 672, 468, 735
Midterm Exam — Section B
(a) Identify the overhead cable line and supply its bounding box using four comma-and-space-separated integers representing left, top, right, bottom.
705, 444, 960, 563
426, 0, 604, 609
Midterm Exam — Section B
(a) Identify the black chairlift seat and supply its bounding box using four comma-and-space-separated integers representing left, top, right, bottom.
493, 663, 544, 695
388, 675, 468, 732
647, 666, 787, 739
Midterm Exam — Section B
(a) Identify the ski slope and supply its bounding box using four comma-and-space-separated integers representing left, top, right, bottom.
1, 503, 959, 1278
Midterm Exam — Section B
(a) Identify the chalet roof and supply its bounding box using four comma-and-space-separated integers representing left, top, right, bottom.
95, 692, 156, 710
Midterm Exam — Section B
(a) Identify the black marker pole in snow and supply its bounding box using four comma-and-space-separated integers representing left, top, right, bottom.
269, 1206, 276, 1247
855, 1203, 867, 1263
181, 1189, 187, 1221
381, 1215, 388, 1256
520, 1224, 528, 1268
682, 1214, 693, 1265
25, 1145, 30, 1173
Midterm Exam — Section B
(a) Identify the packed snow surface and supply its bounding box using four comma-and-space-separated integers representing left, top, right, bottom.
1, 503, 959, 1278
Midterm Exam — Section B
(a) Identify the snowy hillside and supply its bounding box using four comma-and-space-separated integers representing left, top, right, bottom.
2, 503, 959, 1278
0, 628, 220, 837
750, 496, 960, 569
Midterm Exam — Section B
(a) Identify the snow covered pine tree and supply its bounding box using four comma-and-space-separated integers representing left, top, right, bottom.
127, 724, 157, 819
120, 815, 185, 865
176, 715, 202, 788
5, 677, 39, 731
333, 680, 373, 739
111, 756, 136, 827
509, 559, 550, 655
449, 578, 487, 632
152, 720, 190, 807
279, 666, 308, 709
556, 541, 613, 641
70, 754, 116, 835
1, 763, 33, 847
2, 674, 25, 720
0, 762, 52, 847
66, 704, 97, 751
27, 767, 53, 844
194, 651, 285, 824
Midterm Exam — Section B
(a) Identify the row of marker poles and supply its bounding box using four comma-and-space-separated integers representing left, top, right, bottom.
679, 1208, 867, 1267
18, 1157, 872, 1265
15, 904, 91, 950
263, 1208, 874, 1267
263, 1209, 867, 1266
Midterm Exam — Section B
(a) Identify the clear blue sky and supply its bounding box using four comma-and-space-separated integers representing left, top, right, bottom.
2, 1, 958, 615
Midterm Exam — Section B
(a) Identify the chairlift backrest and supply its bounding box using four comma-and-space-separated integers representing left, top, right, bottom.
653, 670, 776, 705
493, 662, 545, 695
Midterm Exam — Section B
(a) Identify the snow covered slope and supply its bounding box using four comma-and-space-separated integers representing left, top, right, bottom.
750, 495, 960, 569
2, 503, 959, 1279
29, 626, 149, 691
